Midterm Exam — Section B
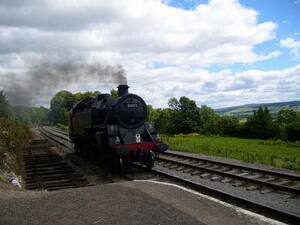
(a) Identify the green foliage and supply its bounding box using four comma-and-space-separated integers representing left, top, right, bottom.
11, 106, 49, 125
162, 134, 300, 171
56, 123, 69, 132
150, 108, 174, 134
198, 105, 219, 134
149, 96, 300, 142
150, 98, 220, 135
0, 90, 48, 125
242, 107, 276, 139
276, 109, 300, 141
166, 97, 200, 134
277, 108, 297, 124
0, 118, 32, 156
110, 89, 118, 98
73, 91, 100, 102
217, 116, 239, 136
48, 90, 100, 126
48, 90, 76, 125
51, 90, 76, 111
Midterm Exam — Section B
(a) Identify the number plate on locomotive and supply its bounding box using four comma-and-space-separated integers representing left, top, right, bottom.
127, 103, 138, 108
136, 134, 141, 143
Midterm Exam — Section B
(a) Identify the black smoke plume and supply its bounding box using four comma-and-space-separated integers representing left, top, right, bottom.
1, 61, 127, 106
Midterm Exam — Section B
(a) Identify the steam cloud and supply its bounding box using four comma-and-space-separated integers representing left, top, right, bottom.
1, 61, 127, 106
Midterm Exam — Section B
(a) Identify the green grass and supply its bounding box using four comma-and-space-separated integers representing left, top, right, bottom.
161, 134, 300, 171
56, 123, 69, 132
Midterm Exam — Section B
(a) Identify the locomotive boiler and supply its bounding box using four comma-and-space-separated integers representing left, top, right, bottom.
69, 85, 168, 168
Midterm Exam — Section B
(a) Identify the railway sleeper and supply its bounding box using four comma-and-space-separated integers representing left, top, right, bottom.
25, 164, 70, 172
24, 159, 62, 163
25, 169, 75, 176
25, 174, 84, 182
25, 178, 88, 188
24, 157, 64, 162
25, 162, 68, 168
37, 178, 88, 186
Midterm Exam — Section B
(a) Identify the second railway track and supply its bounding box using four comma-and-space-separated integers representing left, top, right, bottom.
158, 151, 300, 196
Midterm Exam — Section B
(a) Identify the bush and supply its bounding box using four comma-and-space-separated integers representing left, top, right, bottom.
0, 118, 32, 155
283, 122, 300, 141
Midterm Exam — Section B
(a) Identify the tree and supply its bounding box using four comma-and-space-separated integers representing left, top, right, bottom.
48, 90, 101, 125
198, 105, 219, 134
49, 91, 76, 125
166, 97, 200, 134
283, 118, 300, 141
277, 109, 297, 124
168, 97, 180, 110
73, 91, 100, 102
277, 109, 300, 141
217, 116, 239, 136
110, 89, 118, 98
242, 107, 277, 139
149, 108, 173, 134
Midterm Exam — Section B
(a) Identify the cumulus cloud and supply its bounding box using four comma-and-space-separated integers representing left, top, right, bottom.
280, 38, 300, 58
132, 64, 300, 108
0, 0, 293, 108
0, 0, 277, 65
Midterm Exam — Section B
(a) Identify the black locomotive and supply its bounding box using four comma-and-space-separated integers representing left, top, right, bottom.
69, 85, 167, 168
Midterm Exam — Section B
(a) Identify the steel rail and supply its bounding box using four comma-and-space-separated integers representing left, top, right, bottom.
151, 167, 300, 224
38, 127, 73, 151
163, 151, 300, 181
158, 155, 300, 195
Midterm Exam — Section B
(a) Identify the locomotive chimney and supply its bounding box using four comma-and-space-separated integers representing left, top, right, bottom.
117, 84, 129, 96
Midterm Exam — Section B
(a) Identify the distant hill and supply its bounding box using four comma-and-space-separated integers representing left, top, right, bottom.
215, 101, 300, 119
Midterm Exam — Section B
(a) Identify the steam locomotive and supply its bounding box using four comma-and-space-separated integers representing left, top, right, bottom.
69, 85, 168, 168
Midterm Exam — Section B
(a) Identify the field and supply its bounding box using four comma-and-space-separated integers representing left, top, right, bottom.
161, 134, 300, 171
215, 100, 300, 119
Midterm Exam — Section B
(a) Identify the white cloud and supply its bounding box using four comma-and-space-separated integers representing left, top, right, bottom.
280, 38, 300, 58
128, 64, 300, 108
0, 0, 291, 107
0, 0, 278, 66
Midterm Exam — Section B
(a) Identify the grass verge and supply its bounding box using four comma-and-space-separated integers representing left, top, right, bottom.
161, 134, 300, 171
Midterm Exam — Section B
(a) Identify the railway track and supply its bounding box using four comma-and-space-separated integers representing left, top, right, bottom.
39, 126, 300, 223
158, 151, 300, 196
23, 138, 91, 191
46, 126, 69, 136
39, 126, 72, 150
151, 167, 300, 224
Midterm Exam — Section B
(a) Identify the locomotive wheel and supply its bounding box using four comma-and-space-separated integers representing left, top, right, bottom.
118, 157, 124, 168
116, 157, 124, 176
146, 151, 155, 169
75, 142, 84, 157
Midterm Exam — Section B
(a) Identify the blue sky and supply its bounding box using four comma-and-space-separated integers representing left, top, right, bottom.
0, 0, 299, 108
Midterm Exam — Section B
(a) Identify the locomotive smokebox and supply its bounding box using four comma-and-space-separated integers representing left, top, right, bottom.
117, 84, 129, 96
